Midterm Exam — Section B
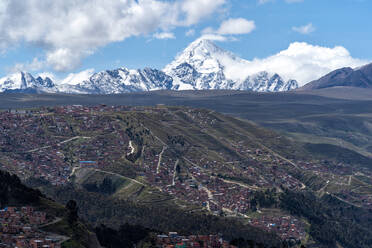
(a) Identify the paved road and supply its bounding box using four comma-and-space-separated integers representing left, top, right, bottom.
27, 136, 90, 153
93, 168, 146, 186
156, 146, 167, 174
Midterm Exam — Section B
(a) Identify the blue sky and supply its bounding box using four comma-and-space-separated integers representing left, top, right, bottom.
0, 0, 371, 80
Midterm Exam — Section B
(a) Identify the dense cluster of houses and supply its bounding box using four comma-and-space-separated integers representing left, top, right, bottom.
156, 232, 236, 248
0, 206, 61, 248
140, 140, 307, 241
248, 215, 306, 241
0, 105, 134, 185
297, 160, 353, 176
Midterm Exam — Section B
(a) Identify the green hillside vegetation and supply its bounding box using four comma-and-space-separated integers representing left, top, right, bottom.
280, 190, 372, 248
304, 143, 372, 169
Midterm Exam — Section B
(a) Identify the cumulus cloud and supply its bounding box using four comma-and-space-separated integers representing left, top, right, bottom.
292, 23, 315, 34
218, 42, 368, 86
153, 32, 176, 40
203, 18, 255, 36
0, 0, 226, 72
253, 42, 367, 85
216, 18, 256, 35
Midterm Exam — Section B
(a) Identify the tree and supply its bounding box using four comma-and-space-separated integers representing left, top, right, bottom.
250, 198, 258, 212
100, 178, 115, 194
66, 200, 79, 224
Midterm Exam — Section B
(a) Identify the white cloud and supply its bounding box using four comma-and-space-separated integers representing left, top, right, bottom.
199, 34, 230, 42
37, 72, 57, 81
216, 18, 256, 35
292, 23, 315, 34
0, 0, 226, 72
202, 27, 215, 35
180, 0, 226, 26
221, 42, 368, 86
60, 69, 95, 86
153, 32, 176, 40
8, 58, 45, 73
203, 18, 255, 36
46, 48, 91, 72
185, 29, 196, 37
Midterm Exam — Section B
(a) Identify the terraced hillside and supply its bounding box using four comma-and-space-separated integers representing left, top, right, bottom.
1, 105, 372, 247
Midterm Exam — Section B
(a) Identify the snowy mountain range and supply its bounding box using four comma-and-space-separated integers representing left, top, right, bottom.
0, 39, 299, 94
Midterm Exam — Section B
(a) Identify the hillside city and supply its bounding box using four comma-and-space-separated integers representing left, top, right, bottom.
1, 105, 371, 245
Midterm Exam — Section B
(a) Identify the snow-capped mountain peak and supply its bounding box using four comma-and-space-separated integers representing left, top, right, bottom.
164, 38, 298, 92
164, 38, 239, 75
0, 71, 56, 93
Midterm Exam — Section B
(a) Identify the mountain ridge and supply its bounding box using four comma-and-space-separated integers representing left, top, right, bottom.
299, 62, 372, 90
